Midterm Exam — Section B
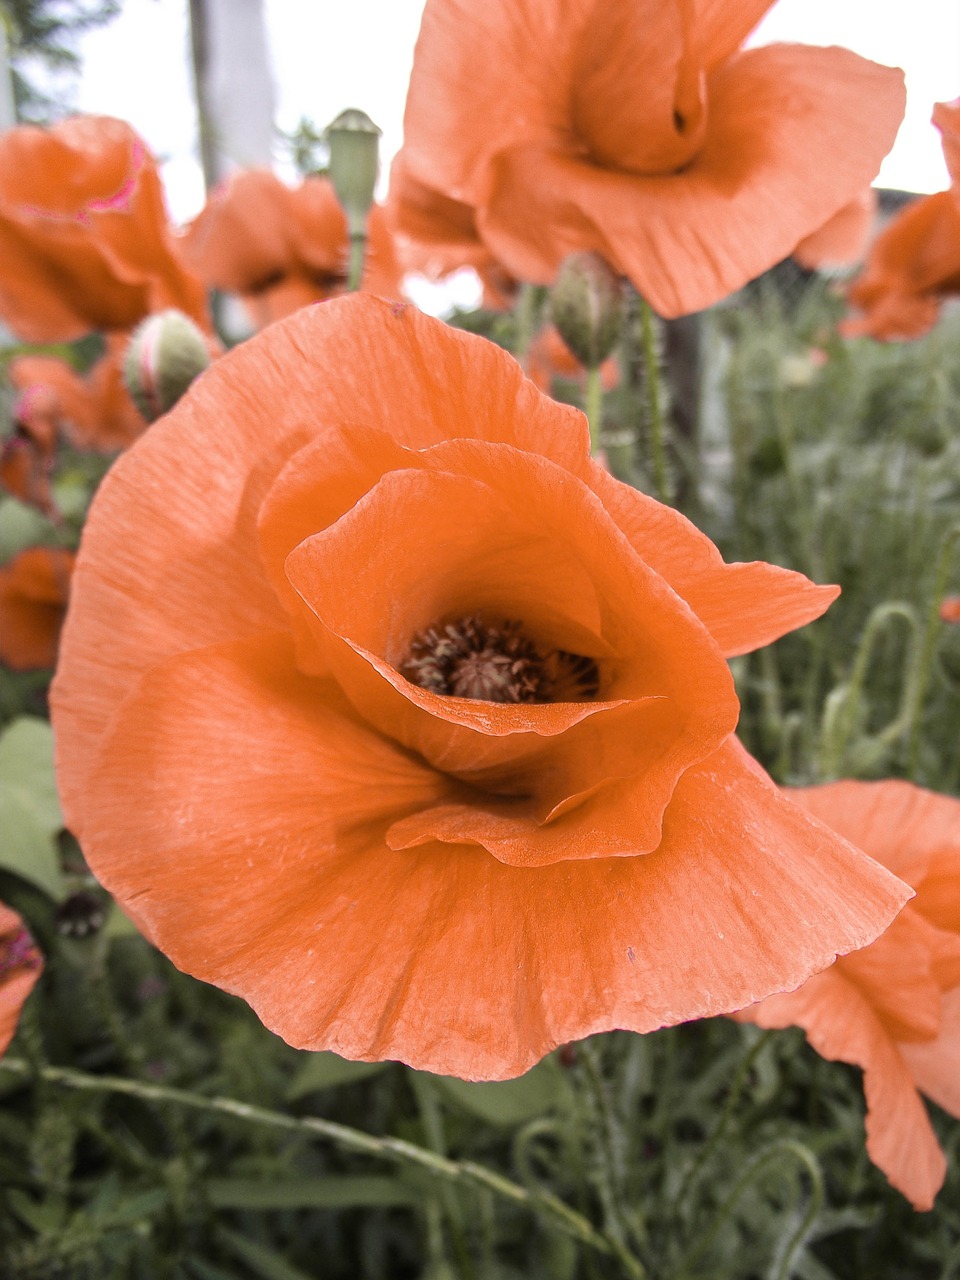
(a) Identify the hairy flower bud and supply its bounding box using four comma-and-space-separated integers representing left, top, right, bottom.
550, 252, 624, 368
325, 108, 382, 239
124, 310, 210, 422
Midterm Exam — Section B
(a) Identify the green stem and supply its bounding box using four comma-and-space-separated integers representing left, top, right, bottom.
0, 1057, 620, 1262
675, 1138, 823, 1279
906, 522, 960, 777
585, 363, 604, 456
577, 1041, 647, 1279
639, 299, 670, 504
671, 1030, 773, 1218
347, 231, 366, 292
408, 1070, 476, 1279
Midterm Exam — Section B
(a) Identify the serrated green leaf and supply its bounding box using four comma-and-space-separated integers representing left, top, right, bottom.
0, 715, 64, 896
286, 1050, 389, 1098
430, 1056, 570, 1126
207, 1175, 417, 1211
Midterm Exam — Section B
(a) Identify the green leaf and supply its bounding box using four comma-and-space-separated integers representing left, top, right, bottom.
430, 1056, 571, 1126
286, 1051, 389, 1098
216, 1225, 318, 1280
0, 715, 64, 897
207, 1175, 417, 1211
0, 497, 56, 561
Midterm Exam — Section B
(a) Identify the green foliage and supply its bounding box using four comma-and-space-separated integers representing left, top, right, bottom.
0, 715, 64, 896
2, 0, 121, 122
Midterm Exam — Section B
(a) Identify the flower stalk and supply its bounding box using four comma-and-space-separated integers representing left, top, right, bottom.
0, 1057, 629, 1266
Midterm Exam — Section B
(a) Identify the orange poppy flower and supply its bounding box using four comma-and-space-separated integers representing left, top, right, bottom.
941, 597, 960, 624
844, 99, 960, 340
51, 295, 910, 1080
0, 902, 44, 1057
793, 189, 877, 272
179, 169, 404, 329
733, 780, 960, 1211
0, 546, 75, 670
396, 0, 905, 318
0, 396, 58, 516
0, 115, 209, 344
10, 335, 147, 453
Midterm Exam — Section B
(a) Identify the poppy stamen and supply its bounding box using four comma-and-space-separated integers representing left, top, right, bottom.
401, 615, 599, 704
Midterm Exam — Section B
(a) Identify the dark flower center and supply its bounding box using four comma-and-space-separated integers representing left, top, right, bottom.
401, 615, 600, 704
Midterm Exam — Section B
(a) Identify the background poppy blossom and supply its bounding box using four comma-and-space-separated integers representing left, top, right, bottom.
0, 546, 76, 671
734, 780, 960, 1211
0, 115, 208, 343
179, 169, 403, 329
844, 99, 960, 340
10, 338, 148, 453
394, 0, 906, 317
52, 295, 910, 1080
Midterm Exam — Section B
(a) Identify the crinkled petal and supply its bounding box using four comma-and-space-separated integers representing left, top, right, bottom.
85, 650, 910, 1078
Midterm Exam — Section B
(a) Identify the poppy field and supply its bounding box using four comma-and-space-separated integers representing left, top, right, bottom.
1, 3, 959, 1278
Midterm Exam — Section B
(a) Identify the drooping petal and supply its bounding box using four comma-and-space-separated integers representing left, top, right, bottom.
793, 188, 877, 271
736, 970, 946, 1211
585, 463, 838, 655
85, 645, 910, 1079
901, 988, 960, 1119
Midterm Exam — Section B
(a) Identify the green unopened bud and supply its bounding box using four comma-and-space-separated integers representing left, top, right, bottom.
124, 310, 210, 422
550, 252, 624, 368
325, 107, 381, 238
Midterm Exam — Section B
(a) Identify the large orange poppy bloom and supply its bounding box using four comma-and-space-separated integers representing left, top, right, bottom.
395, 0, 906, 318
0, 116, 208, 343
844, 99, 960, 340
0, 902, 44, 1057
0, 546, 75, 671
10, 335, 147, 453
734, 781, 960, 1211
179, 170, 404, 329
51, 295, 910, 1079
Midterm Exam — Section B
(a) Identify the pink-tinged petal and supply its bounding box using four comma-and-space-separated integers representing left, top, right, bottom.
85, 644, 910, 1078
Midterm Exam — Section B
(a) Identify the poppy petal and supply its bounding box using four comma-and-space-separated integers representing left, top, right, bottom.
86, 647, 910, 1079
586, 464, 838, 655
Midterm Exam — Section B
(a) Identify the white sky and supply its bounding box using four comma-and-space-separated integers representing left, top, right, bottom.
69, 0, 960, 225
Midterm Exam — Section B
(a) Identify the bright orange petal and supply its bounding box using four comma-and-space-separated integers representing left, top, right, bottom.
85, 645, 909, 1078
932, 97, 960, 189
